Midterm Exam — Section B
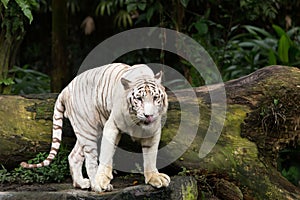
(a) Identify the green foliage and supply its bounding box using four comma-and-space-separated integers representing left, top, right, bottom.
0, 0, 9, 8
67, 0, 80, 14
0, 77, 14, 86
1, 1, 25, 40
95, 0, 139, 28
178, 166, 190, 176
14, 0, 38, 23
0, 145, 70, 184
0, 0, 38, 23
9, 65, 50, 94
0, 64, 50, 94
282, 166, 300, 186
278, 147, 300, 186
0, 0, 40, 94
221, 25, 300, 80
95, 0, 190, 29
239, 0, 279, 21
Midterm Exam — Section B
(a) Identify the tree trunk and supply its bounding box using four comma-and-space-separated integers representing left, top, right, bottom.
0, 65, 299, 199
51, 0, 69, 92
0, 4, 27, 94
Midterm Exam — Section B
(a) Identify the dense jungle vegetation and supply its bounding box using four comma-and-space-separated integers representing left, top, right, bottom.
0, 0, 300, 94
1, 1, 300, 196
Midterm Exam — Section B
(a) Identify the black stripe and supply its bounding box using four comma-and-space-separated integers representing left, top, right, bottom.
71, 76, 99, 135
83, 147, 97, 154
104, 68, 113, 109
75, 131, 98, 143
53, 124, 62, 129
45, 158, 53, 164
53, 127, 62, 131
54, 116, 63, 120
53, 137, 61, 143
115, 66, 126, 81
100, 66, 113, 118
49, 153, 56, 157
55, 105, 64, 113
50, 147, 59, 152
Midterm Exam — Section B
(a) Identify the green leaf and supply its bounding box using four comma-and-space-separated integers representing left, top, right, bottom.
96, 1, 113, 16
126, 2, 136, 12
0, 78, 14, 86
180, 0, 189, 8
272, 24, 286, 38
194, 20, 208, 36
114, 10, 132, 28
243, 25, 273, 38
137, 2, 146, 11
118, 0, 124, 7
286, 27, 300, 37
268, 50, 277, 65
15, 0, 33, 23
278, 35, 290, 63
252, 39, 273, 50
146, 6, 154, 23
1, 0, 10, 8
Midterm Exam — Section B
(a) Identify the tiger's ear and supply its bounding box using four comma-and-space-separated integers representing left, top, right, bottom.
154, 71, 163, 83
121, 77, 132, 90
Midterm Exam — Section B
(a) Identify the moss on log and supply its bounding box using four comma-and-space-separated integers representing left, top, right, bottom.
0, 94, 75, 168
0, 95, 55, 166
0, 65, 299, 199
168, 65, 300, 199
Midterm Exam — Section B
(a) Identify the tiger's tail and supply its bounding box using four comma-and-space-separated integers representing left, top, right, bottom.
20, 94, 65, 168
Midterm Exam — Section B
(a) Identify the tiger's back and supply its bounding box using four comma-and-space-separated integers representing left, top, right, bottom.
21, 63, 131, 168
62, 64, 127, 136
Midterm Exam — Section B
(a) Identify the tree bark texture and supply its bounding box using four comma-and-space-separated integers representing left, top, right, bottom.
0, 3, 27, 93
0, 66, 299, 199
51, 0, 69, 92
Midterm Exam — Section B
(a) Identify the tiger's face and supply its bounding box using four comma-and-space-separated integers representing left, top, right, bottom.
121, 72, 168, 126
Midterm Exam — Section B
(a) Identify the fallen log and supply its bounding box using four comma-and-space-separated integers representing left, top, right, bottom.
0, 65, 299, 199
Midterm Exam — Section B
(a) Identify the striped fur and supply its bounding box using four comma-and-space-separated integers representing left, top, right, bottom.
20, 63, 170, 192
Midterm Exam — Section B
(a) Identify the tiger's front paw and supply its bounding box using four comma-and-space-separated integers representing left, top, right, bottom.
73, 178, 90, 189
145, 172, 170, 188
93, 174, 113, 193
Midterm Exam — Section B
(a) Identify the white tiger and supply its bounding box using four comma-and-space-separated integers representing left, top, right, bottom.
21, 63, 170, 192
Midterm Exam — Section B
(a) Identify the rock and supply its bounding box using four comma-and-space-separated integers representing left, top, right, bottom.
215, 178, 243, 200
0, 176, 197, 200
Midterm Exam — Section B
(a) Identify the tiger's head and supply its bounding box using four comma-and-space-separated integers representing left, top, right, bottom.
121, 71, 168, 126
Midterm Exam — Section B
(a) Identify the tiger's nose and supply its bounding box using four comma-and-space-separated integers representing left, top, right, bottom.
144, 114, 154, 123
144, 114, 153, 119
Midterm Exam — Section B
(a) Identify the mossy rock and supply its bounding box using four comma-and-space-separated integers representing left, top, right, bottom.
0, 176, 198, 200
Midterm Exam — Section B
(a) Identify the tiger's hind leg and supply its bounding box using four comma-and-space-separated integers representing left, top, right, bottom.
83, 143, 99, 192
68, 141, 90, 189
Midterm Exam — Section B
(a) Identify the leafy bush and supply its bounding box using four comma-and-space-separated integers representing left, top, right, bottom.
278, 147, 300, 186
0, 145, 70, 184
221, 25, 300, 80
281, 166, 300, 186
9, 65, 50, 94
